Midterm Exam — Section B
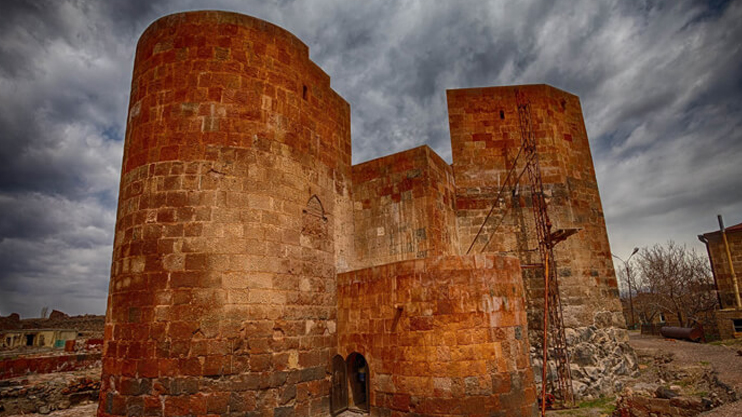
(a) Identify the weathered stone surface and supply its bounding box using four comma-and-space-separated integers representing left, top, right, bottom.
447, 85, 630, 399
98, 10, 349, 417
337, 255, 537, 417
352, 146, 459, 270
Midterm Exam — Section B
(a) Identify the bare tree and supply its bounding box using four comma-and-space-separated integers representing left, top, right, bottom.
633, 242, 717, 328
615, 258, 643, 327
40, 306, 49, 319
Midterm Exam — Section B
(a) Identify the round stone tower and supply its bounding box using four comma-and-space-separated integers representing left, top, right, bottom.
98, 11, 351, 417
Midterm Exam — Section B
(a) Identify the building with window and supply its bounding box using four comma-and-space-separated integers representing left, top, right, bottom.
699, 220, 742, 340
1, 329, 77, 349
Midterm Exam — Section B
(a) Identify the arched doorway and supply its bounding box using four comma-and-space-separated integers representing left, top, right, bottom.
346, 352, 370, 412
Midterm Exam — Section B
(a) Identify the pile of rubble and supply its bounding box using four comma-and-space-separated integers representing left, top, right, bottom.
531, 324, 640, 400
568, 325, 641, 398
0, 370, 100, 415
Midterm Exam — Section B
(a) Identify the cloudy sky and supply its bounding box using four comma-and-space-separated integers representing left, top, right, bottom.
0, 0, 740, 318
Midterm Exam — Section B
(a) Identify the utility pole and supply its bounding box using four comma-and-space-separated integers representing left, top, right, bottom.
613, 248, 639, 328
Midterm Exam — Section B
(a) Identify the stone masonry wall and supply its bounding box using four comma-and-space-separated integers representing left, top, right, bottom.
99, 11, 351, 417
352, 146, 458, 269
1, 353, 102, 380
447, 85, 634, 398
703, 228, 742, 310
716, 309, 742, 340
337, 255, 536, 416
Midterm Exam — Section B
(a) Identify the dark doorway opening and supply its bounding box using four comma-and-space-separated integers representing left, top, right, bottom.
346, 352, 370, 413
26, 334, 35, 346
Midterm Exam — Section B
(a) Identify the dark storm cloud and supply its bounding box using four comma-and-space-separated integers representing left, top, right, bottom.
0, 2, 65, 78
300, 2, 540, 162
0, 1, 129, 197
592, 1, 742, 236
0, 0, 740, 317
0, 1, 134, 316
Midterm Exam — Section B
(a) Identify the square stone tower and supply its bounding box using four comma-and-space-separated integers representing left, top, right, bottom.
448, 85, 635, 397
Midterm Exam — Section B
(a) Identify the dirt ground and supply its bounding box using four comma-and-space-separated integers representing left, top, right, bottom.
629, 333, 742, 417
4, 332, 742, 417
629, 333, 742, 393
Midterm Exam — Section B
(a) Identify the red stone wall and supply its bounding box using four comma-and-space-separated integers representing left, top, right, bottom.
447, 85, 623, 329
99, 11, 350, 417
351, 146, 459, 269
1, 353, 101, 380
337, 255, 536, 416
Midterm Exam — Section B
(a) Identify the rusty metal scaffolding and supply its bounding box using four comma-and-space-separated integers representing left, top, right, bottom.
515, 93, 574, 411
464, 92, 575, 411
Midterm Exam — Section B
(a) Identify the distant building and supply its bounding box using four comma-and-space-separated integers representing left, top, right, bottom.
699, 220, 742, 339
1, 329, 77, 349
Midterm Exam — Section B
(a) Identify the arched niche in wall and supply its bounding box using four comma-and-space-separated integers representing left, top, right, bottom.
301, 194, 329, 251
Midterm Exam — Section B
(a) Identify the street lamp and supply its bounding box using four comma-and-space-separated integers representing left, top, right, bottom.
613, 247, 639, 329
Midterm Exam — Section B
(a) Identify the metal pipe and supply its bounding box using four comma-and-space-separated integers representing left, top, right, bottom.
660, 326, 704, 342
718, 215, 742, 309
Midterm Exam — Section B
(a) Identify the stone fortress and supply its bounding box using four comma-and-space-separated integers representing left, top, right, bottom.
98, 10, 636, 417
